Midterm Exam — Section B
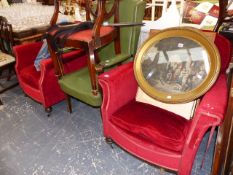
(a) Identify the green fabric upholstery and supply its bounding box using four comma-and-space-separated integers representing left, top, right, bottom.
59, 0, 146, 107
99, 53, 131, 68
98, 0, 146, 63
59, 68, 102, 107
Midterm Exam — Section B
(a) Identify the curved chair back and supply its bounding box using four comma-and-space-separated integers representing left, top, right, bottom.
0, 16, 14, 55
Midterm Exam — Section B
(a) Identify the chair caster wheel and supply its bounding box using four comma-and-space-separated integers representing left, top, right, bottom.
45, 107, 52, 117
105, 138, 114, 148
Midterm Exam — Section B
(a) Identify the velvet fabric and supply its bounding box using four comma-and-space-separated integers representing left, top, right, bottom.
58, 67, 102, 106
111, 100, 190, 152
214, 33, 232, 73
67, 26, 115, 42
14, 41, 87, 109
98, 32, 231, 175
49, 25, 115, 43
20, 65, 40, 89
47, 22, 114, 43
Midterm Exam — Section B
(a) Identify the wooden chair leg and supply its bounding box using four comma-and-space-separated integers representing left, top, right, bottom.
7, 67, 12, 81
66, 95, 72, 113
87, 46, 98, 95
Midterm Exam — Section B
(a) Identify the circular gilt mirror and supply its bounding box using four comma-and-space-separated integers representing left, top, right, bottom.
134, 27, 221, 103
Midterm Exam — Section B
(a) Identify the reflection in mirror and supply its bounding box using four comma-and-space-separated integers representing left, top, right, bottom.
141, 37, 209, 94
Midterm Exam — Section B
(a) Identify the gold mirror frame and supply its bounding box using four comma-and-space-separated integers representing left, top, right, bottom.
134, 27, 221, 103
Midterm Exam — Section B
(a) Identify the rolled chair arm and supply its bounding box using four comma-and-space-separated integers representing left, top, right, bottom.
196, 74, 228, 122
178, 74, 228, 175
185, 74, 228, 152
98, 62, 138, 117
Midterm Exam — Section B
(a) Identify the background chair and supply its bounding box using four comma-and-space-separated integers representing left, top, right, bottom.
0, 16, 18, 105
48, 0, 146, 110
214, 0, 230, 32
13, 2, 88, 114
48, 0, 121, 97
98, 32, 231, 175
14, 42, 87, 115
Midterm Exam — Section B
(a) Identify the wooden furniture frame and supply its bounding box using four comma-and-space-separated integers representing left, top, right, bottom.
214, 0, 231, 32
13, 26, 48, 45
48, 0, 120, 95
46, 0, 122, 112
0, 16, 18, 105
0, 16, 14, 54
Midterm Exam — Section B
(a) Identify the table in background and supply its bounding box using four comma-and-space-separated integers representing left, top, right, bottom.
0, 53, 17, 105
0, 3, 53, 105
12, 25, 49, 45
0, 3, 54, 44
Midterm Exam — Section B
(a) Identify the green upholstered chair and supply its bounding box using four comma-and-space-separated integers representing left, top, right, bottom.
55, 0, 146, 110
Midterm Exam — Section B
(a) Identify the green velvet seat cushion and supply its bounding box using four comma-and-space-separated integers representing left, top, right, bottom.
58, 68, 102, 107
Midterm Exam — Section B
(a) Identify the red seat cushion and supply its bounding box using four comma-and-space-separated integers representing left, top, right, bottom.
111, 101, 191, 152
20, 65, 40, 89
67, 26, 115, 42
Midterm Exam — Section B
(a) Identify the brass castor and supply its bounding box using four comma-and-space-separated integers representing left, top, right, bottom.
105, 138, 114, 148
45, 107, 52, 117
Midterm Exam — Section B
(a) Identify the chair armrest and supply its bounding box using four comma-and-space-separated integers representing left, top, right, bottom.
196, 74, 228, 122
14, 42, 43, 72
98, 62, 138, 117
185, 74, 228, 149
180, 74, 228, 172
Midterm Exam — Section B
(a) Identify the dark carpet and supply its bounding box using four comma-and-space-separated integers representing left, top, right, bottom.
0, 85, 216, 175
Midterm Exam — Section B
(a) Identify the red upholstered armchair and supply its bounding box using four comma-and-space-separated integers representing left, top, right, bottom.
98, 33, 231, 175
14, 41, 87, 114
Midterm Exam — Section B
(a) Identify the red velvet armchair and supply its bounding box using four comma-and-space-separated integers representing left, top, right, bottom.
14, 41, 87, 114
98, 33, 231, 175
